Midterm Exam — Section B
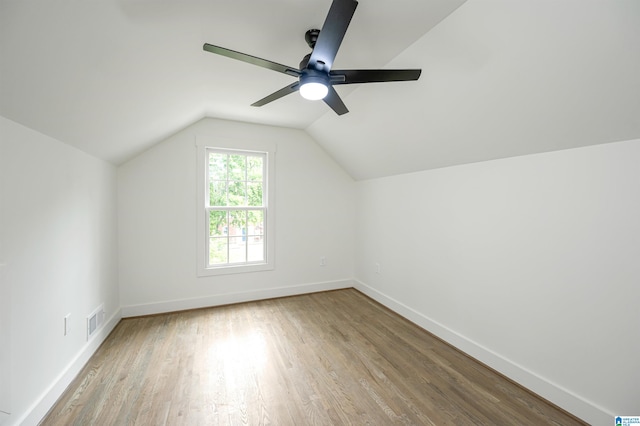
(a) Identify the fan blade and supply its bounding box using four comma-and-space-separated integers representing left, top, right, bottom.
251, 82, 300, 107
330, 69, 421, 84
323, 86, 349, 115
203, 43, 301, 77
308, 0, 358, 72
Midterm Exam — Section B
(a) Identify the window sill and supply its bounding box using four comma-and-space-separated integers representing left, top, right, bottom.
198, 262, 274, 277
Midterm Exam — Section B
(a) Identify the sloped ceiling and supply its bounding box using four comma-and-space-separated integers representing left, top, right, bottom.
0, 0, 464, 164
2, 1, 639, 180
309, 0, 640, 179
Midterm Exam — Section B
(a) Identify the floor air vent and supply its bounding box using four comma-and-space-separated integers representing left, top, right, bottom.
87, 304, 105, 340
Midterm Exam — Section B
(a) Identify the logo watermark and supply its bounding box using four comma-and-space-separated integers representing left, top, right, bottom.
616, 417, 640, 426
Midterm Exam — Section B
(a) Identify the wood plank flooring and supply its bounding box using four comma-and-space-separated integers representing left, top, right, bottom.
41, 289, 585, 425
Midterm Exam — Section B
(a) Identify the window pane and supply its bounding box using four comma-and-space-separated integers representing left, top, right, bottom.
229, 211, 247, 236
247, 182, 263, 206
228, 154, 246, 181
209, 153, 227, 181
209, 180, 227, 207
248, 236, 264, 262
247, 210, 264, 235
209, 237, 228, 265
227, 180, 246, 206
247, 156, 263, 181
229, 236, 247, 263
209, 210, 227, 237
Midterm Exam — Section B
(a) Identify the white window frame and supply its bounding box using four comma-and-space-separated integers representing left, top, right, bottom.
196, 138, 276, 276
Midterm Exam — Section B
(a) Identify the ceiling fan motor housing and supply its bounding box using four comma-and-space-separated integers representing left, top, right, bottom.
300, 68, 330, 86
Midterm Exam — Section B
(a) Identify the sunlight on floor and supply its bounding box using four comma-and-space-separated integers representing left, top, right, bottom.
211, 330, 268, 373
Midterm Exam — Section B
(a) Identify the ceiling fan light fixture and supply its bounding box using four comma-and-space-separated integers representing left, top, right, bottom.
299, 72, 329, 101
300, 81, 328, 100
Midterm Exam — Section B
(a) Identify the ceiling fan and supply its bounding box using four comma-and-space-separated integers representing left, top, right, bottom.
203, 0, 421, 115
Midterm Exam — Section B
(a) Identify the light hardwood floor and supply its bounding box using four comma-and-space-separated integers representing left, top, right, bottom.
41, 289, 585, 425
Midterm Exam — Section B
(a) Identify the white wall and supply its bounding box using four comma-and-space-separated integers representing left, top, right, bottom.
0, 116, 120, 426
354, 138, 640, 425
0, 261, 8, 424
118, 118, 355, 315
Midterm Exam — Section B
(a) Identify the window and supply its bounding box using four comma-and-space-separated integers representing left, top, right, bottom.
197, 141, 275, 276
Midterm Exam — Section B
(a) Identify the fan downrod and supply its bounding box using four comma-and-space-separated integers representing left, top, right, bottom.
300, 29, 321, 69
305, 29, 320, 48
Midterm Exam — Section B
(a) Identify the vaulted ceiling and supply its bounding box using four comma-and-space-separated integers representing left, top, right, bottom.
2, 0, 639, 180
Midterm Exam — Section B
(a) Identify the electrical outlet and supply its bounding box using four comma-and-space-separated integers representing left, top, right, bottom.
375, 262, 381, 274
64, 313, 71, 336
320, 256, 327, 267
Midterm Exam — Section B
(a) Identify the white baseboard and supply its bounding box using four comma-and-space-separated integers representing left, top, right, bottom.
353, 280, 612, 426
121, 279, 353, 318
11, 308, 122, 426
